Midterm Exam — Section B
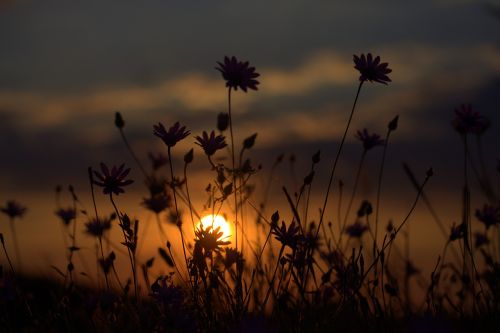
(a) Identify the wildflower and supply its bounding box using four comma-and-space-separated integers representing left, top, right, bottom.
271, 221, 301, 249
474, 232, 489, 248
449, 222, 465, 241
1, 200, 27, 219
153, 122, 190, 148
194, 225, 230, 254
93, 163, 134, 196
99, 251, 116, 274
151, 275, 184, 307
222, 247, 242, 269
355, 129, 385, 151
345, 221, 369, 238
195, 130, 227, 156
148, 152, 168, 171
142, 194, 170, 214
451, 104, 490, 135
216, 56, 260, 92
55, 207, 76, 226
357, 200, 373, 217
353, 53, 392, 85
475, 204, 500, 229
85, 215, 114, 238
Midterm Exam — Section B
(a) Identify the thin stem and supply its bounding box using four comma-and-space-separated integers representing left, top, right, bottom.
167, 146, 190, 278
227, 87, 238, 251
109, 194, 138, 298
119, 128, 149, 180
315, 81, 364, 243
9, 219, 22, 270
184, 162, 196, 233
1, 235, 16, 275
360, 171, 431, 284
98, 237, 110, 291
375, 130, 392, 256
339, 151, 366, 245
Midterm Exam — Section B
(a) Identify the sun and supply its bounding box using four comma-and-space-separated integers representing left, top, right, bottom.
198, 214, 232, 240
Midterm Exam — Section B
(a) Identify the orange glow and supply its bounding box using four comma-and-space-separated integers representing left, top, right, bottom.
197, 214, 232, 240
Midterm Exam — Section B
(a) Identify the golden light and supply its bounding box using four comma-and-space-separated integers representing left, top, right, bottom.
198, 214, 232, 240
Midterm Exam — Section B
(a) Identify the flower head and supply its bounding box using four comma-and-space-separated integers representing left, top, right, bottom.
195, 130, 227, 156
345, 221, 368, 238
55, 207, 76, 226
474, 232, 489, 248
142, 193, 171, 214
148, 152, 168, 171
1, 200, 27, 219
271, 220, 301, 249
451, 104, 490, 135
153, 122, 190, 148
475, 204, 500, 229
353, 53, 392, 85
93, 163, 134, 196
449, 222, 465, 241
195, 225, 230, 254
355, 129, 385, 151
85, 215, 114, 238
216, 56, 260, 92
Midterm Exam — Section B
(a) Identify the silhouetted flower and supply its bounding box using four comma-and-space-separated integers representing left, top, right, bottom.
475, 204, 500, 229
272, 221, 301, 249
1, 200, 27, 219
357, 200, 373, 217
222, 247, 242, 269
55, 207, 76, 226
142, 194, 170, 214
449, 222, 465, 241
85, 215, 114, 238
148, 152, 168, 171
195, 225, 230, 254
451, 104, 490, 135
216, 56, 260, 92
151, 275, 184, 307
99, 251, 116, 274
474, 232, 489, 248
153, 122, 190, 147
405, 260, 420, 276
355, 129, 385, 151
353, 53, 392, 85
195, 130, 227, 156
345, 221, 368, 238
93, 163, 134, 195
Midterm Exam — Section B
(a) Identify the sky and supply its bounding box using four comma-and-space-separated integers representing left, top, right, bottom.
0, 0, 500, 279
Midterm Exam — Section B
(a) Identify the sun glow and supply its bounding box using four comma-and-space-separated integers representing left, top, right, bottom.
198, 214, 232, 240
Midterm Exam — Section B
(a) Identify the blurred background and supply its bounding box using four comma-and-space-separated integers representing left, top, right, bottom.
0, 0, 499, 293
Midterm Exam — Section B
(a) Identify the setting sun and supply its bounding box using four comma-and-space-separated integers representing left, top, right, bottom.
198, 214, 232, 240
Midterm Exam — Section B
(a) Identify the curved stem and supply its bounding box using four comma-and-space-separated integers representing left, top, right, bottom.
315, 81, 364, 243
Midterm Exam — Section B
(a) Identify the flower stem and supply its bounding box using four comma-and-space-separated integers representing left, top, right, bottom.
9, 219, 22, 270
315, 81, 364, 243
339, 151, 366, 245
227, 87, 238, 251
167, 146, 190, 279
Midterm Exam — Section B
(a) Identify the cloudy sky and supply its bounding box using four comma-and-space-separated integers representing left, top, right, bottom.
0, 0, 499, 274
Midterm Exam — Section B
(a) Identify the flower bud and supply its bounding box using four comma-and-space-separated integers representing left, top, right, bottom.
115, 112, 125, 129
217, 112, 229, 131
